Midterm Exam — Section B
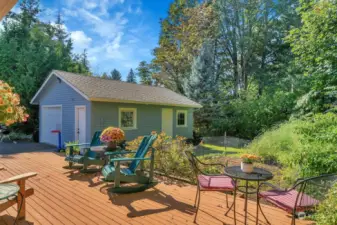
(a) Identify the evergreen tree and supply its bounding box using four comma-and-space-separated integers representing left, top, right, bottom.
185, 40, 218, 128
0, 0, 93, 132
80, 49, 90, 74
55, 12, 68, 42
110, 69, 122, 81
126, 69, 137, 83
69, 49, 91, 75
19, 0, 40, 28
136, 61, 152, 85
101, 72, 109, 79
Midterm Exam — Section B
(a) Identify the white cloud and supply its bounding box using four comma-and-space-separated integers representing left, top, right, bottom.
67, 0, 125, 16
84, 0, 98, 10
11, 5, 21, 14
79, 8, 102, 22
62, 8, 78, 19
39, 7, 58, 23
48, 0, 155, 78
135, 7, 142, 15
76, 9, 127, 40
51, 22, 68, 32
127, 5, 132, 13
110, 32, 123, 50
70, 30, 92, 52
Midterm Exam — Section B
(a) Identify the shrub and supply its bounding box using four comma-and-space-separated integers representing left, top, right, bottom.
64, 141, 80, 155
210, 91, 296, 139
128, 132, 224, 183
249, 113, 337, 184
0, 81, 29, 125
292, 86, 337, 118
248, 121, 302, 165
8, 132, 32, 141
315, 183, 337, 225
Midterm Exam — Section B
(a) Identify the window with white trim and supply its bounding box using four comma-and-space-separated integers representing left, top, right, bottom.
176, 110, 187, 127
119, 108, 137, 129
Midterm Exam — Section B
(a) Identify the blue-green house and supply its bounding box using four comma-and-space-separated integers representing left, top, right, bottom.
30, 70, 202, 146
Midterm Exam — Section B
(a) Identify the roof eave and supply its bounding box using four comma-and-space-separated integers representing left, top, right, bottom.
30, 70, 89, 105
89, 97, 202, 108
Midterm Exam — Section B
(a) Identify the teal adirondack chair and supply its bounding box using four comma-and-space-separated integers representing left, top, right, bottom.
65, 131, 106, 172
101, 134, 158, 193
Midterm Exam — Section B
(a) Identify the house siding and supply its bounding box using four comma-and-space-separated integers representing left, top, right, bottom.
38, 76, 91, 144
91, 102, 194, 140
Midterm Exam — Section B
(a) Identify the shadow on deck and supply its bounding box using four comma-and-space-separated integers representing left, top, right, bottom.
0, 151, 313, 225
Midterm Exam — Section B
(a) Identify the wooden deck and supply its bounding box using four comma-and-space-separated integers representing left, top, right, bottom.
0, 151, 313, 225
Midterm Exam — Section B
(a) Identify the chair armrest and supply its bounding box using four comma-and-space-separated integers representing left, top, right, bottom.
197, 156, 231, 168
110, 157, 151, 162
258, 182, 285, 192
66, 143, 90, 147
104, 151, 136, 156
0, 172, 37, 184
198, 161, 228, 168
287, 178, 306, 191
205, 163, 227, 167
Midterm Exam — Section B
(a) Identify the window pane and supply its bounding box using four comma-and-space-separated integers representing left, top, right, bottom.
121, 111, 134, 128
177, 112, 185, 126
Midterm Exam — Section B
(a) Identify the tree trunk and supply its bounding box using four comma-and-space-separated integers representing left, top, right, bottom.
259, 0, 270, 96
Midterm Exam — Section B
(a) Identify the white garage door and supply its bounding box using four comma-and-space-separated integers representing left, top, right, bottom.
41, 106, 62, 146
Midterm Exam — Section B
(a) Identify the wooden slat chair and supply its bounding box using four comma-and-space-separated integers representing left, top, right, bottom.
257, 173, 337, 225
0, 172, 37, 221
101, 134, 157, 193
65, 131, 105, 172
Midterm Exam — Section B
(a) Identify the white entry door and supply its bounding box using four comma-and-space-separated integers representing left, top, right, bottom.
41, 105, 62, 146
75, 106, 86, 144
161, 108, 173, 136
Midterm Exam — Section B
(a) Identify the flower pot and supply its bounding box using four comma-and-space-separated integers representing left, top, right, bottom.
107, 142, 117, 150
241, 162, 253, 173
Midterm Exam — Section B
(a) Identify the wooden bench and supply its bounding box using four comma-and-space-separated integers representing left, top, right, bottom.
0, 172, 37, 220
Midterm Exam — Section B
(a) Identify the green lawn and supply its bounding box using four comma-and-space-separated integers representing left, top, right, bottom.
195, 143, 246, 157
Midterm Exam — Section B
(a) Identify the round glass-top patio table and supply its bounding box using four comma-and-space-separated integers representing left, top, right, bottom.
0, 183, 19, 200
224, 166, 273, 225
0, 183, 22, 223
224, 166, 273, 182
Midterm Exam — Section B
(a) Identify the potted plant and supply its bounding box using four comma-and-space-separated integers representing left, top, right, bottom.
100, 127, 125, 151
240, 154, 260, 173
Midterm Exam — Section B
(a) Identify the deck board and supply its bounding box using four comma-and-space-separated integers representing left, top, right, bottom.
0, 152, 314, 225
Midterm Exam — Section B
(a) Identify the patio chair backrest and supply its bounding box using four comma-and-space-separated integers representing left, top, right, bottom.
128, 134, 158, 173
91, 131, 103, 147
87, 131, 102, 158
184, 151, 206, 179
292, 173, 337, 209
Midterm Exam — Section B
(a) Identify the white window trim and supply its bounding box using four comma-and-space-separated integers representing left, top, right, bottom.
176, 110, 188, 128
119, 108, 137, 130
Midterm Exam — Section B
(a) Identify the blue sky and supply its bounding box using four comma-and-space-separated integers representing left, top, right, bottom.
14, 0, 171, 79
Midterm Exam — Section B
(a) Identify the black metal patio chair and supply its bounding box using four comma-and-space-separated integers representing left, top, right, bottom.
184, 151, 236, 223
257, 173, 337, 225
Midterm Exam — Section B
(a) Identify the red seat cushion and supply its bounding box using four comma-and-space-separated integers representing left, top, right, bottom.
259, 189, 320, 213
198, 175, 235, 191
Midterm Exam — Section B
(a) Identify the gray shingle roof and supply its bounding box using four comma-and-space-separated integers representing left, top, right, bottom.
50, 70, 201, 108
